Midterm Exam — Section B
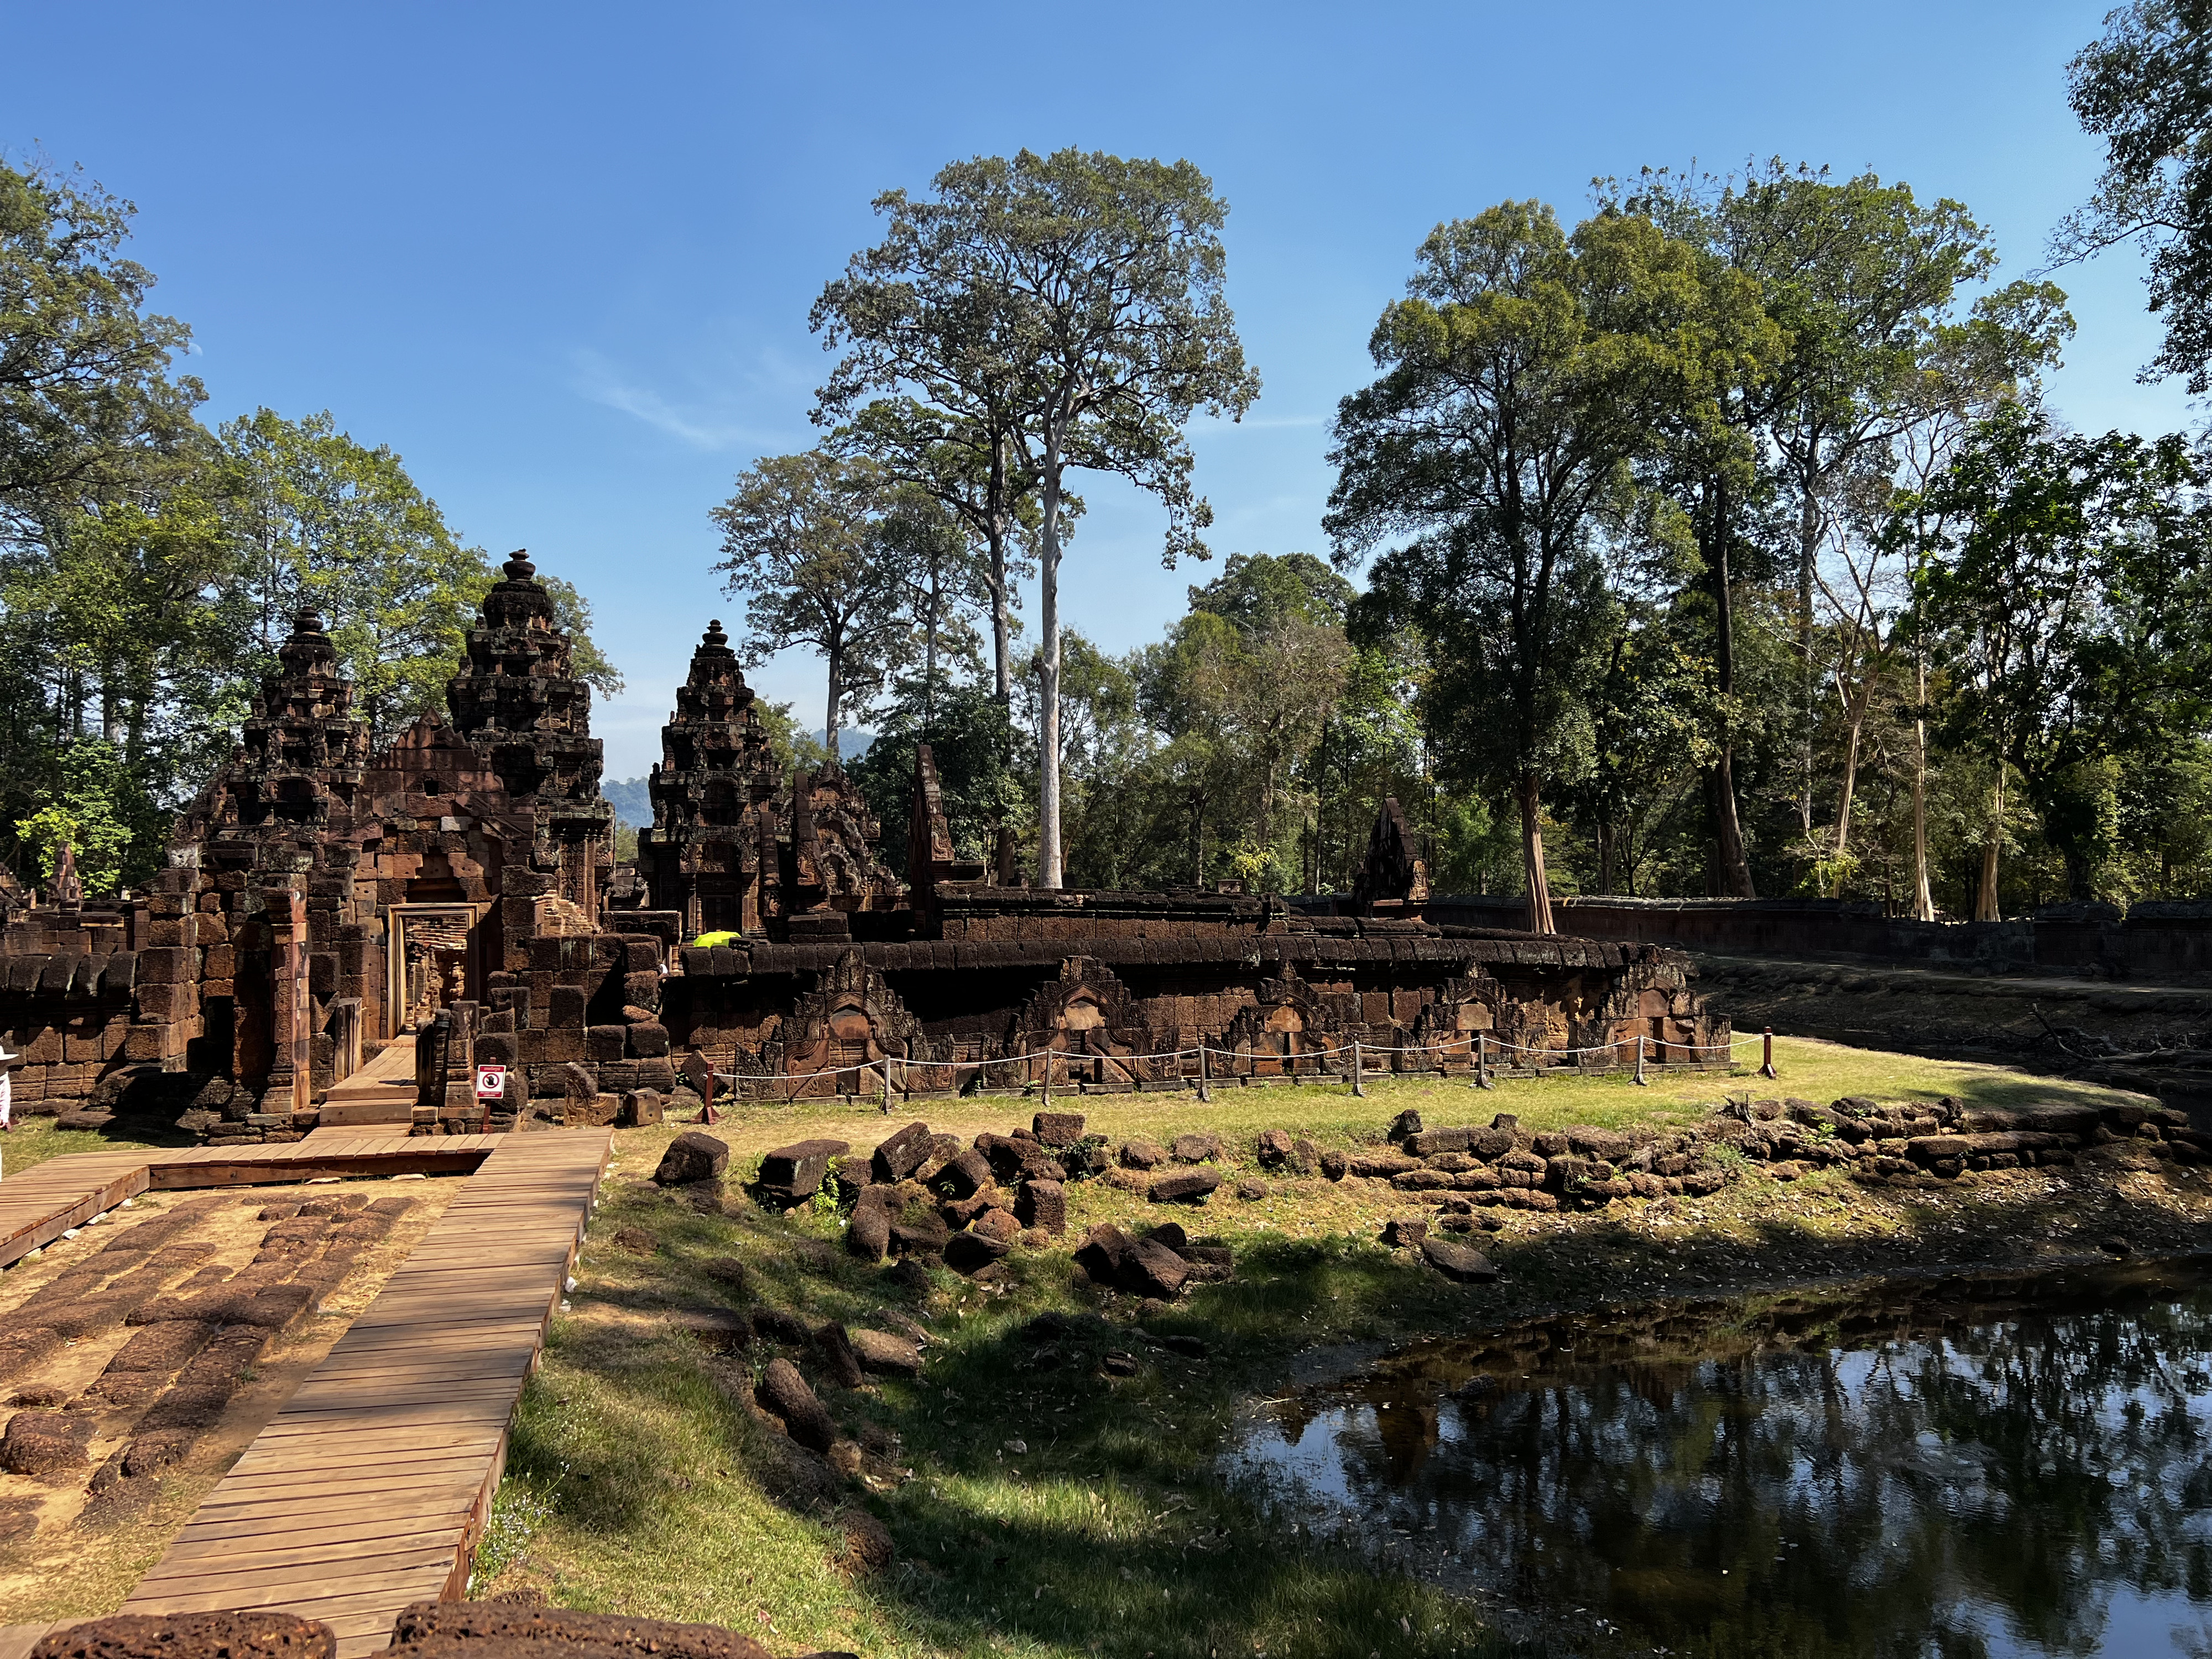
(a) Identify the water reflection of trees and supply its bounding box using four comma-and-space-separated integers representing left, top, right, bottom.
1265, 1267, 2212, 1657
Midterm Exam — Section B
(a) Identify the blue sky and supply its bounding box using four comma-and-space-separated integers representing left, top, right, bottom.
4, 1, 2194, 779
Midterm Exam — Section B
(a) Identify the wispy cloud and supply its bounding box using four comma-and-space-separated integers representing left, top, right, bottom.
570, 348, 786, 451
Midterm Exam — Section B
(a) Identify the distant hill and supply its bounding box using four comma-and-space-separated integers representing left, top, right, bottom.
603, 775, 651, 830
601, 729, 874, 831
816, 729, 875, 761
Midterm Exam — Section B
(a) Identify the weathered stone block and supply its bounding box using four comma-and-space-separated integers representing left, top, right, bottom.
1015, 1178, 1066, 1235
654, 1130, 728, 1186
813, 1321, 865, 1388
1034, 1110, 1087, 1145
758, 1138, 851, 1198
1120, 1139, 1166, 1170
849, 1327, 922, 1375
872, 1120, 935, 1183
847, 1203, 890, 1261
933, 1147, 991, 1199
1381, 1215, 1429, 1249
1119, 1237, 1191, 1300
943, 1229, 1010, 1275
756, 1357, 835, 1452
1074, 1223, 1134, 1285
1406, 1128, 1472, 1156
1149, 1168, 1220, 1204
1421, 1237, 1498, 1282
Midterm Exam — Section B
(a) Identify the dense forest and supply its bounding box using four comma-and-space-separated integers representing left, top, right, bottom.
8, 1, 2212, 925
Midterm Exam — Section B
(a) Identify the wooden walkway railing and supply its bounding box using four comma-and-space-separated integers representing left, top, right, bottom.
1, 1129, 608, 1657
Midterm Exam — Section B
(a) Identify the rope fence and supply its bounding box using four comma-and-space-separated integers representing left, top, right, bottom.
691, 1024, 1783, 1108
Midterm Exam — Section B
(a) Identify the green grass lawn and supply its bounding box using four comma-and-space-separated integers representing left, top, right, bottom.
0, 1040, 2161, 1656
474, 1038, 2162, 1659
620, 1034, 2146, 1167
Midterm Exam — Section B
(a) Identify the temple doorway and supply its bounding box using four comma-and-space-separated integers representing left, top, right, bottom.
385, 903, 483, 1038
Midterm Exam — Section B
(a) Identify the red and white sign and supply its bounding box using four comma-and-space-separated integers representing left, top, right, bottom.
475, 1065, 508, 1100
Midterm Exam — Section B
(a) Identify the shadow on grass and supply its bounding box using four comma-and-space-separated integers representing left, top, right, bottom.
500, 1144, 2212, 1659
507, 1181, 1535, 1658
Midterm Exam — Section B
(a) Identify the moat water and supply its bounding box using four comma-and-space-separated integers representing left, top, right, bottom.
1228, 1261, 2212, 1657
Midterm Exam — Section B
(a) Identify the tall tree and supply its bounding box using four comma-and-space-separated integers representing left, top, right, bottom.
1329, 203, 1760, 931
2055, 0, 2212, 389
709, 448, 911, 763
217, 408, 506, 731
0, 159, 202, 536
813, 399, 1032, 716
1138, 559, 1352, 895
2, 158, 221, 886
1898, 403, 2212, 904
825, 149, 1258, 888
876, 486, 988, 737
1612, 164, 2069, 852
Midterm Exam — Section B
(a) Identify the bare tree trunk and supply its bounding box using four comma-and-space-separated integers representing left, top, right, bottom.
1797, 487, 1818, 838
1827, 677, 1874, 895
1189, 789, 1204, 887
1710, 482, 1757, 898
1519, 770, 1555, 935
988, 434, 1014, 717
1910, 650, 1936, 921
823, 636, 843, 765
1713, 752, 1756, 897
1260, 757, 1276, 885
1036, 439, 1065, 889
1974, 771, 2004, 922
922, 570, 941, 738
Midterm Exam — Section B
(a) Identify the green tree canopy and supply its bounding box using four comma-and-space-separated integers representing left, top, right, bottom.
0, 160, 202, 534
710, 448, 914, 764
1329, 202, 1755, 928
217, 408, 507, 730
2056, 0, 2212, 389
822, 149, 1259, 887
1898, 401, 2212, 899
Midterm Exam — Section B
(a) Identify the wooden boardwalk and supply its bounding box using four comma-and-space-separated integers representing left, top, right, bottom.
0, 1148, 159, 1267
117, 1131, 607, 1653
2, 1129, 608, 1655
317, 1035, 419, 1127
0, 1134, 510, 1269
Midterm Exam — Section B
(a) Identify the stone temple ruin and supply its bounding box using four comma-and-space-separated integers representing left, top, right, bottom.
0, 561, 1728, 1138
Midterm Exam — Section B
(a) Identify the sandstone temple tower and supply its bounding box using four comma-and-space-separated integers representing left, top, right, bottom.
635, 620, 782, 938
446, 553, 614, 915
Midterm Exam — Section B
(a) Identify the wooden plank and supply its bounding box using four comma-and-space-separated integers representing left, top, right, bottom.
122, 1571, 458, 1616
120, 1131, 607, 1651
0, 1625, 60, 1659
180, 1504, 476, 1545
192, 1478, 487, 1522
